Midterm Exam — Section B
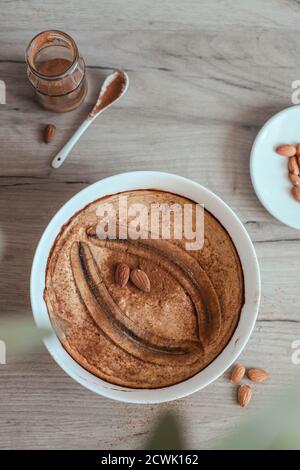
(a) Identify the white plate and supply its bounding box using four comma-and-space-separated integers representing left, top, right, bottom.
250, 105, 300, 230
30, 171, 260, 403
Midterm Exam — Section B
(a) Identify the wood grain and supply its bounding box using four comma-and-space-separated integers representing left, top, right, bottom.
0, 0, 300, 450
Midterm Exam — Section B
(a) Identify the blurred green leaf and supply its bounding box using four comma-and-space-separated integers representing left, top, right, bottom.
216, 387, 300, 450
145, 411, 185, 450
0, 316, 51, 355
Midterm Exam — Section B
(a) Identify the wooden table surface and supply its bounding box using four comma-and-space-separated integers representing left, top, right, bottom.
1, 0, 300, 450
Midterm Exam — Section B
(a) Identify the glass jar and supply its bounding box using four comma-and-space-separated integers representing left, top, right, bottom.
25, 30, 87, 112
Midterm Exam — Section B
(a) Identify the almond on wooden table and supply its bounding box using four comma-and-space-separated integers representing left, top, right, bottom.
247, 368, 269, 383
44, 124, 56, 144
288, 156, 300, 175
230, 364, 245, 384
276, 144, 296, 157
296, 143, 300, 157
130, 268, 151, 292
237, 384, 252, 408
115, 263, 130, 287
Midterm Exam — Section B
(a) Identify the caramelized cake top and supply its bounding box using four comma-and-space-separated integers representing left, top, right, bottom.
44, 190, 244, 388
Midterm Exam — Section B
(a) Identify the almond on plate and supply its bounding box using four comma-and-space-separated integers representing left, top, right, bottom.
288, 156, 300, 175
289, 173, 300, 187
276, 144, 296, 157
292, 186, 300, 202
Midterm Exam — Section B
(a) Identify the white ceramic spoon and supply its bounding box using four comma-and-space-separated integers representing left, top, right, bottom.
51, 70, 129, 169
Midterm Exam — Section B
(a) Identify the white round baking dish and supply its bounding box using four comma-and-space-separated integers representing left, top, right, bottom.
30, 171, 260, 403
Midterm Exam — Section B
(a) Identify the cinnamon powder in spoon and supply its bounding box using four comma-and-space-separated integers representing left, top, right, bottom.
90, 71, 127, 117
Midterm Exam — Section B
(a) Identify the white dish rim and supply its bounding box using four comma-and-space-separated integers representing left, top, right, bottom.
30, 171, 260, 403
